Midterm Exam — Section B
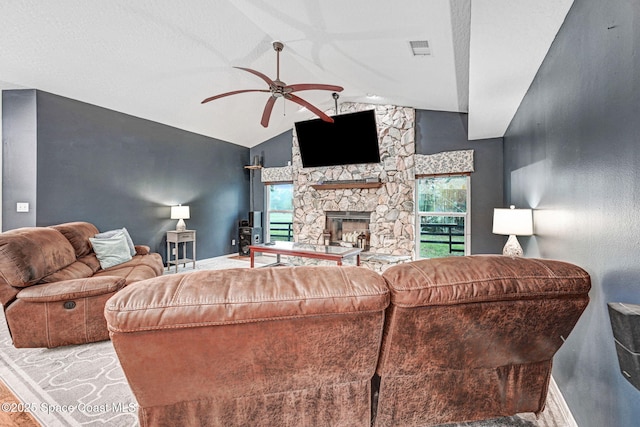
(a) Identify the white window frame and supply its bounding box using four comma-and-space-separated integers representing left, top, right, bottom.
415, 174, 471, 259
264, 182, 294, 243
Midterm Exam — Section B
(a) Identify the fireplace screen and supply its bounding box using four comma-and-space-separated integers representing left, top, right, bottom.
325, 211, 371, 249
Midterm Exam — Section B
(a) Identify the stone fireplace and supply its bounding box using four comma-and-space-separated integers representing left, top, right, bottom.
260, 102, 475, 271
292, 103, 416, 260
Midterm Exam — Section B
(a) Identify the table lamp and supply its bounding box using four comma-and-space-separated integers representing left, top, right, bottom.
492, 205, 533, 257
171, 205, 190, 231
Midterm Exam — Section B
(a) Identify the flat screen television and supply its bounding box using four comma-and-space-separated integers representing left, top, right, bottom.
294, 109, 380, 168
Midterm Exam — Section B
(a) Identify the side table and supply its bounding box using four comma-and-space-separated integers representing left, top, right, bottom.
166, 230, 196, 273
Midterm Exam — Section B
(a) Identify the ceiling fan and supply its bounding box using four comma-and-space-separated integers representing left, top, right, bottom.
201, 41, 344, 127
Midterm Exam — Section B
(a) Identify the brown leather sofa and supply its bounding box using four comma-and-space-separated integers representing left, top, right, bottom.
105, 256, 591, 427
106, 266, 390, 427
0, 221, 164, 348
374, 255, 591, 427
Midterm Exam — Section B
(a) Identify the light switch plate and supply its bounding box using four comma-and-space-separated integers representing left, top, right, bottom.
16, 202, 29, 212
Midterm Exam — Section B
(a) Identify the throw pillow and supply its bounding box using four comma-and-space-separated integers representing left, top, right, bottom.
89, 231, 133, 270
94, 227, 136, 256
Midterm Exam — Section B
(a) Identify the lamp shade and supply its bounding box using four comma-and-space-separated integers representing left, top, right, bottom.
492, 206, 533, 236
170, 205, 190, 220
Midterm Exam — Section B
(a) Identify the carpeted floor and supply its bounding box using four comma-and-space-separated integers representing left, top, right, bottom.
0, 254, 576, 427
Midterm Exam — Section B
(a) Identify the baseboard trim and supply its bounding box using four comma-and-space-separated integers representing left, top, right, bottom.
549, 376, 578, 427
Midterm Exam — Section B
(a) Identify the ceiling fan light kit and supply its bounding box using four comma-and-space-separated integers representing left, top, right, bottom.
202, 41, 343, 127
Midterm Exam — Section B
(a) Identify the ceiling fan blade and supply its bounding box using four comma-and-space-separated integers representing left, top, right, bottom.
261, 96, 277, 128
286, 94, 334, 123
234, 66, 276, 87
286, 84, 344, 93
201, 89, 270, 104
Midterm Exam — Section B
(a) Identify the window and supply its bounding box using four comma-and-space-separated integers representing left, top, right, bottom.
265, 183, 294, 242
416, 175, 470, 258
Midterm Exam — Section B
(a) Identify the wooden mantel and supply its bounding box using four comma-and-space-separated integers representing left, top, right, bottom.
310, 181, 384, 190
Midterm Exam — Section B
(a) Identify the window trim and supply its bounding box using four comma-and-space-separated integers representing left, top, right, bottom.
264, 182, 294, 243
415, 174, 471, 258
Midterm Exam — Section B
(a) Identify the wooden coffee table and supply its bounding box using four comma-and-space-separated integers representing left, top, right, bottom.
249, 241, 362, 268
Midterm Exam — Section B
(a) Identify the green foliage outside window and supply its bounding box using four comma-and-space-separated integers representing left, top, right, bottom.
417, 176, 467, 213
269, 184, 294, 211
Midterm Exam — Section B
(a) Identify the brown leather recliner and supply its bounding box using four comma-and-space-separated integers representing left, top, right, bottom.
105, 266, 390, 427
0, 221, 164, 348
374, 255, 591, 427
105, 256, 590, 427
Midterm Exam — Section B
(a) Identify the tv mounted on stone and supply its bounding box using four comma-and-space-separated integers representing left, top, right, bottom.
295, 109, 381, 168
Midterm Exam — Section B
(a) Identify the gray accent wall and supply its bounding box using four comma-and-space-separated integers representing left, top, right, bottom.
2, 90, 250, 262
504, 0, 640, 425
416, 110, 504, 255
2, 90, 38, 230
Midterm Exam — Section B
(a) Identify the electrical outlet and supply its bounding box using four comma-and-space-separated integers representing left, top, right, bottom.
16, 202, 29, 212
231, 239, 236, 246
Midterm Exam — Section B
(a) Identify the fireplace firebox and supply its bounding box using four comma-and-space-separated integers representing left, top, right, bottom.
325, 211, 371, 250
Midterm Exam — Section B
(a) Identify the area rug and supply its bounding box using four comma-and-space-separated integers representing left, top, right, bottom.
0, 256, 574, 427
163, 253, 267, 275
0, 314, 137, 426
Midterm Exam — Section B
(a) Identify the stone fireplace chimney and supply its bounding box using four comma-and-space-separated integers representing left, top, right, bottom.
291, 103, 416, 259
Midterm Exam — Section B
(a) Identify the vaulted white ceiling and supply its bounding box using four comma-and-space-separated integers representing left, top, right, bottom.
0, 0, 572, 148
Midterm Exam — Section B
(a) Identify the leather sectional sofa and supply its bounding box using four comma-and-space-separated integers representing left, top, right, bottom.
105, 255, 591, 427
0, 221, 163, 348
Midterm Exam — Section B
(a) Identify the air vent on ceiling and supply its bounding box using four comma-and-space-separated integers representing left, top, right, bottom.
409, 40, 431, 56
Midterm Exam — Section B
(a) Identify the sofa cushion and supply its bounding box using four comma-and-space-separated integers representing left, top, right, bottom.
77, 254, 102, 273
89, 231, 133, 270
38, 261, 94, 284
50, 222, 100, 258
94, 253, 164, 285
94, 227, 136, 257
382, 255, 591, 307
105, 265, 390, 333
0, 227, 76, 287
17, 276, 126, 303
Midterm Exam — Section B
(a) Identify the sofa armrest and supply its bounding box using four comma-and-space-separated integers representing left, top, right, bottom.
16, 276, 126, 303
134, 245, 151, 255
